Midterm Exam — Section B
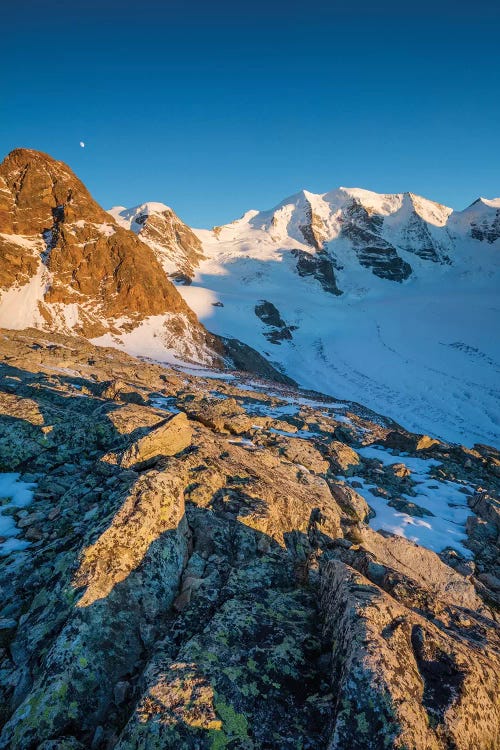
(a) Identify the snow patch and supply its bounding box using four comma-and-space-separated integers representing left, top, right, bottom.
0, 474, 36, 556
0, 262, 50, 329
352, 445, 474, 557
91, 313, 215, 366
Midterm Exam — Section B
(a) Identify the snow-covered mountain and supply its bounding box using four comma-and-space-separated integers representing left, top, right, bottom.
109, 202, 205, 283
0, 150, 299, 384
114, 187, 500, 447
1, 149, 497, 447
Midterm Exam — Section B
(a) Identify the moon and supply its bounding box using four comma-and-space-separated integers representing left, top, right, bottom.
79, 141, 85, 148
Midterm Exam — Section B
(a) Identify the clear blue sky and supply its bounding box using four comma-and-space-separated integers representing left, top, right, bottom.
2, 0, 499, 227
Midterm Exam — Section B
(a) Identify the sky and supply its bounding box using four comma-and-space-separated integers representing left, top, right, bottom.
1, 0, 499, 227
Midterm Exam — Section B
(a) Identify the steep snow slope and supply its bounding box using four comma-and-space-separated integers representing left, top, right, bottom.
168, 188, 500, 447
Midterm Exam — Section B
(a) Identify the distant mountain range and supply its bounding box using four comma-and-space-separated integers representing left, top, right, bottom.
0, 149, 498, 445
111, 186, 500, 447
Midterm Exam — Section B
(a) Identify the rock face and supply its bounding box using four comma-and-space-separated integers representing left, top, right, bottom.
291, 248, 342, 295
340, 198, 412, 282
396, 195, 450, 262
254, 300, 297, 343
321, 561, 499, 750
298, 202, 329, 252
455, 197, 500, 244
0, 328, 499, 750
0, 149, 222, 364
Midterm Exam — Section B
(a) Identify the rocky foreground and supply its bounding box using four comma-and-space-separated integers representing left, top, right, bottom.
0, 329, 499, 749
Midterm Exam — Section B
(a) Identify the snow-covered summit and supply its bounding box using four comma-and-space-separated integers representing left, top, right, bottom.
109, 202, 173, 232
449, 196, 500, 244
108, 201, 205, 280
476, 197, 500, 208
195, 185, 466, 284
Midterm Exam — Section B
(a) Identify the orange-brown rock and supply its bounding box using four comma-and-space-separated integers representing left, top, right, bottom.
0, 149, 221, 356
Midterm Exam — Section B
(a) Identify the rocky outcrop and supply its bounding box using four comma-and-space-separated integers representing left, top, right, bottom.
356, 527, 485, 611
320, 560, 499, 750
467, 199, 500, 243
327, 483, 371, 522
0, 329, 498, 750
398, 206, 450, 262
326, 440, 361, 475
254, 300, 297, 343
298, 203, 329, 251
183, 396, 253, 435
471, 212, 500, 242
116, 412, 193, 469
275, 435, 330, 474
383, 430, 440, 452
254, 300, 287, 329
382, 193, 453, 264
466, 490, 500, 604
291, 248, 342, 295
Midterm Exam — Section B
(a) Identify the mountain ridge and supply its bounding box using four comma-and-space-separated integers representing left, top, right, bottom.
129, 182, 498, 447
0, 149, 498, 446
0, 149, 294, 384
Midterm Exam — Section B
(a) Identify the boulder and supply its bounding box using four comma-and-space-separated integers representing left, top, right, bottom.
326, 440, 361, 475
328, 483, 371, 522
99, 380, 146, 405
119, 413, 192, 470
358, 528, 483, 611
383, 430, 440, 453
184, 397, 253, 434
390, 462, 411, 478
277, 437, 329, 474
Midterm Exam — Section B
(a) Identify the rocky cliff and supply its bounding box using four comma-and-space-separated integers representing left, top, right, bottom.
0, 150, 219, 364
0, 329, 498, 750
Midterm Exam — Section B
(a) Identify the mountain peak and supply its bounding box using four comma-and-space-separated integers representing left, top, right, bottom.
1, 148, 77, 182
109, 202, 173, 229
109, 201, 205, 282
4, 147, 58, 162
0, 149, 220, 364
478, 196, 500, 208
462, 196, 500, 211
